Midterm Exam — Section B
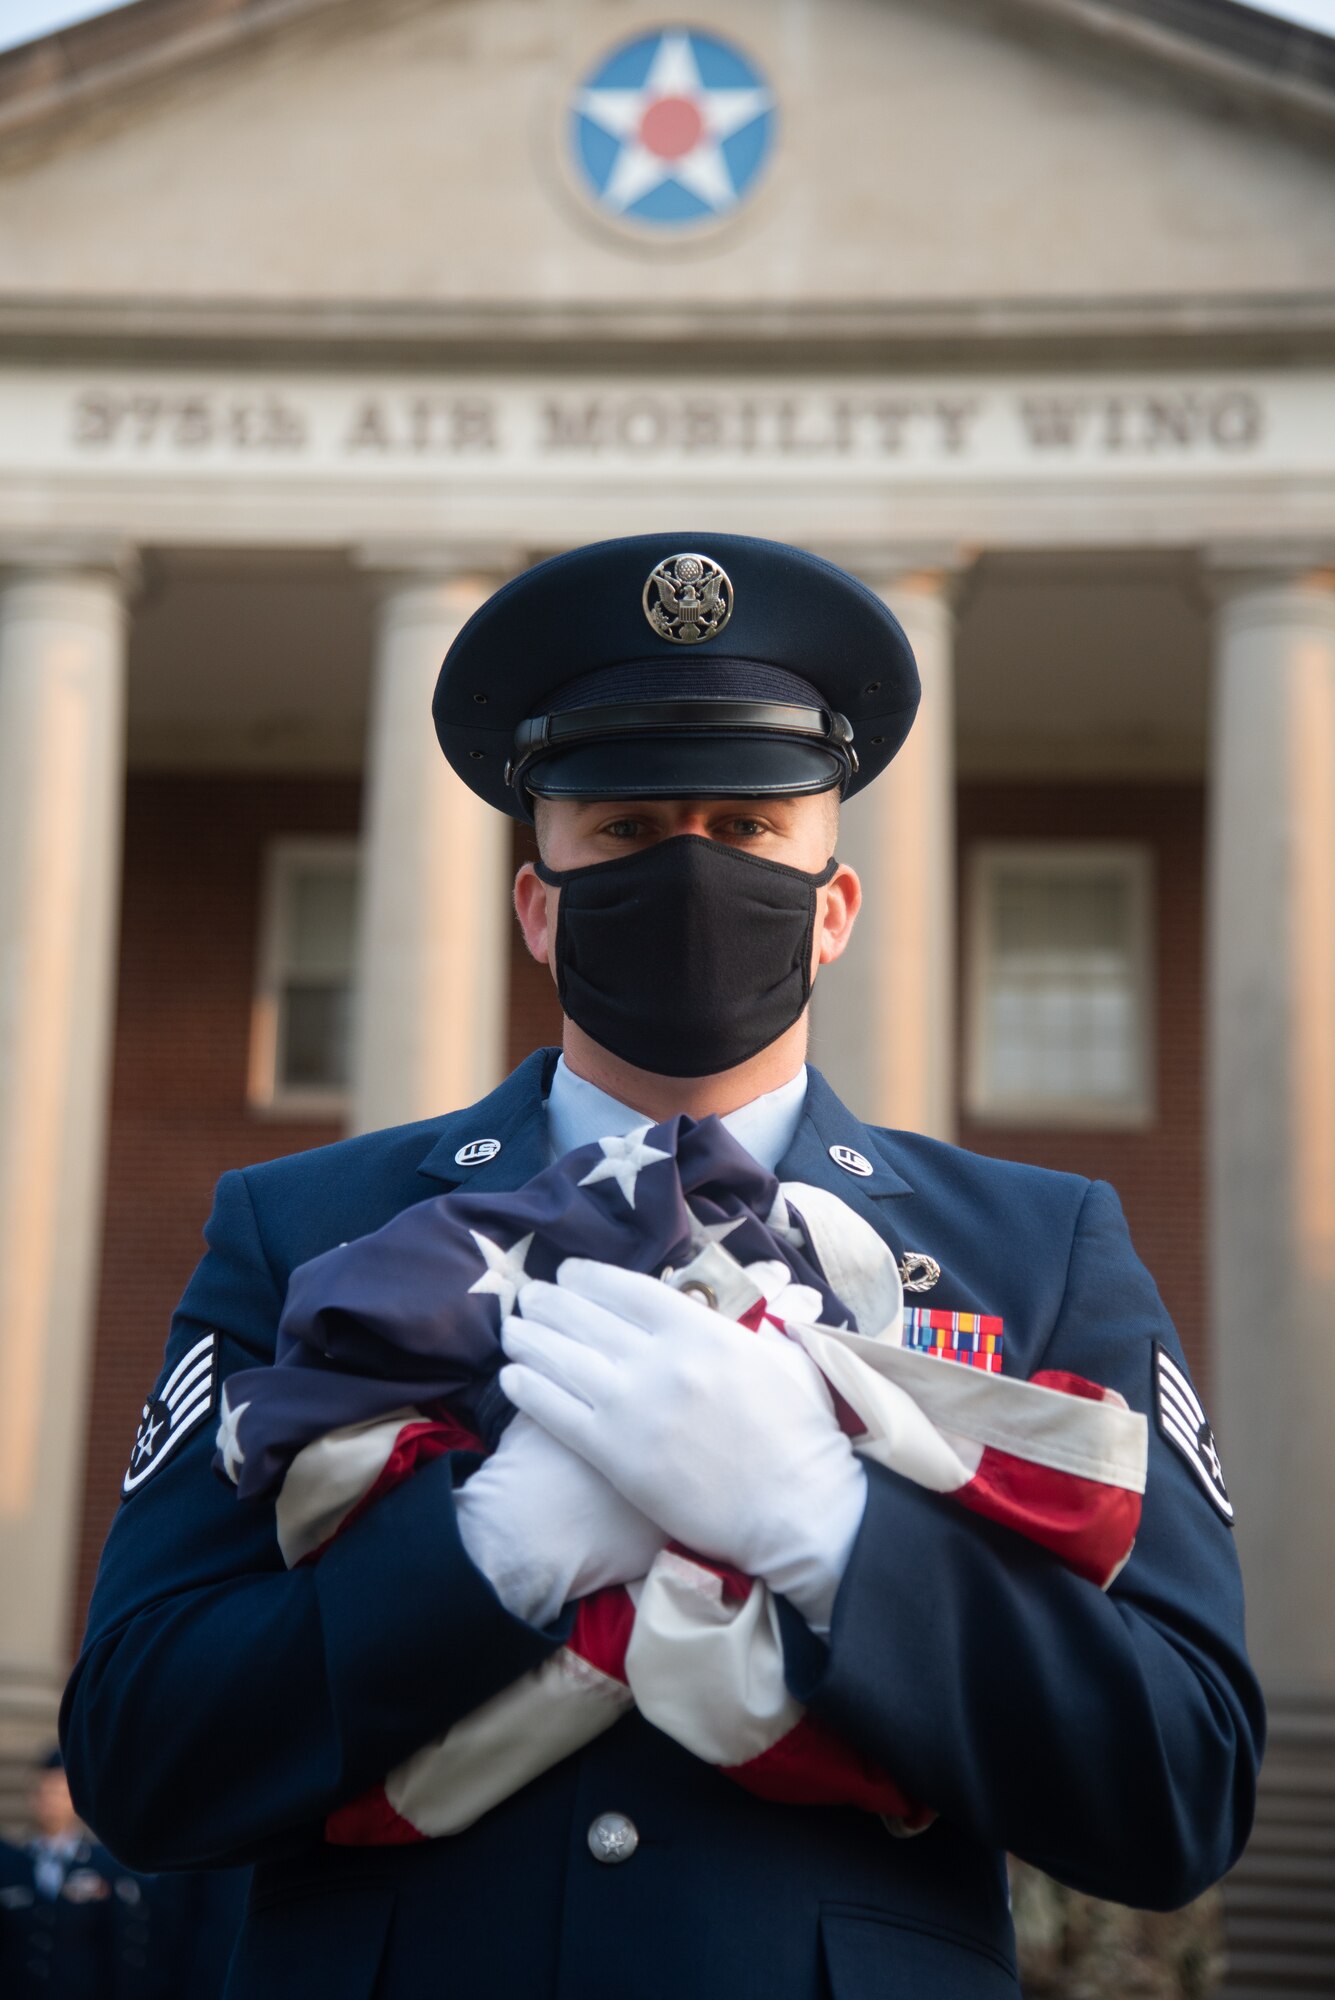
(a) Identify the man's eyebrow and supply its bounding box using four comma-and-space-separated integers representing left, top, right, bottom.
569, 802, 652, 819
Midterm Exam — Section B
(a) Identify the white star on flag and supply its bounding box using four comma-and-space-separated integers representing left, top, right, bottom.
216, 1387, 251, 1486
578, 1127, 672, 1208
468, 1232, 535, 1319
767, 1192, 808, 1250
576, 31, 772, 216
688, 1211, 746, 1252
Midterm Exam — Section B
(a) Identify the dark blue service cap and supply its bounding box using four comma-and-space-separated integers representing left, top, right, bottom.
433, 533, 920, 822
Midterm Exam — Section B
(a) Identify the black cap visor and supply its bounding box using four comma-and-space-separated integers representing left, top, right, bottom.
523, 733, 847, 808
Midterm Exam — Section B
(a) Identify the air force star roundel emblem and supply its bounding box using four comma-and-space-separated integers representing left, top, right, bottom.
122, 1331, 219, 1498
570, 28, 776, 230
1153, 1341, 1233, 1525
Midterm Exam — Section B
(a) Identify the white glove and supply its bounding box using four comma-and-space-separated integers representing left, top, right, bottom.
454, 1410, 666, 1630
501, 1261, 867, 1635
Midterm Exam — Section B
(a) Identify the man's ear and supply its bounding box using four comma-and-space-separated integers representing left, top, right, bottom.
514, 862, 553, 966
815, 861, 862, 968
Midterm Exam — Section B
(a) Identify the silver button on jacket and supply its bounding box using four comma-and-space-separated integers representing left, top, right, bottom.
587, 1812, 639, 1864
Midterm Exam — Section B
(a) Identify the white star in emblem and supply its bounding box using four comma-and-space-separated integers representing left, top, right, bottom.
1201, 1429, 1224, 1484
578, 1126, 672, 1208
577, 32, 772, 216
132, 1408, 163, 1467
468, 1231, 535, 1319
215, 1387, 250, 1486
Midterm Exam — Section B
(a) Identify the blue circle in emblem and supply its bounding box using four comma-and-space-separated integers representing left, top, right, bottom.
570, 27, 776, 229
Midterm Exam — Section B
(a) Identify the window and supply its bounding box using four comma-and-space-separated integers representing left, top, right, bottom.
966, 844, 1154, 1127
250, 840, 361, 1116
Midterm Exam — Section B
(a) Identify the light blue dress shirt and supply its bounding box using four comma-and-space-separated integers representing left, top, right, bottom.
545, 1055, 809, 1173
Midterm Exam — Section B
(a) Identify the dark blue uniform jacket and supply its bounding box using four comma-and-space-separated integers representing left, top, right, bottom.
61, 1053, 1264, 2000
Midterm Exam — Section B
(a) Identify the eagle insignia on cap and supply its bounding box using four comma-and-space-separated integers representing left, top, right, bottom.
643, 553, 734, 645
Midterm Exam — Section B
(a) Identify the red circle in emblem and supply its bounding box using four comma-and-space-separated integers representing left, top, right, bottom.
639, 95, 704, 159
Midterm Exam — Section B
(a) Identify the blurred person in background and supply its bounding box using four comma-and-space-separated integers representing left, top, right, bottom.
0, 1746, 246, 1998
0, 1746, 157, 1998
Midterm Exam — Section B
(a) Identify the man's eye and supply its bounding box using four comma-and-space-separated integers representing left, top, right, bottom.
600, 819, 642, 838
726, 819, 767, 838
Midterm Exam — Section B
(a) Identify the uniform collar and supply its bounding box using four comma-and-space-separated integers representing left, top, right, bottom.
545, 1055, 809, 1173
417, 1049, 914, 1207
416, 1048, 557, 1193
774, 1064, 913, 1203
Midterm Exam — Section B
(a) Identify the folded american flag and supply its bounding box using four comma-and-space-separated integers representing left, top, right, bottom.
216, 1115, 1147, 1845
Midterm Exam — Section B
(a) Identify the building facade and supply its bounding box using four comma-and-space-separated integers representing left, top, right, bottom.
0, 0, 1333, 1983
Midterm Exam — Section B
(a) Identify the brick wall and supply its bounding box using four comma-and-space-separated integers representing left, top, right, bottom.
957, 780, 1207, 1387
73, 775, 361, 1647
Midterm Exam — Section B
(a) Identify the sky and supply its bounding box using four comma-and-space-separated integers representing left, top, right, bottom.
0, 0, 1333, 57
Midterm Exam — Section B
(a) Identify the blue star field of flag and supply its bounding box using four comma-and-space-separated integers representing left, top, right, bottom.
215, 1114, 846, 1501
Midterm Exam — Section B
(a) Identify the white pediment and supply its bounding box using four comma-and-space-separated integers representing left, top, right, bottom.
0, 0, 1332, 313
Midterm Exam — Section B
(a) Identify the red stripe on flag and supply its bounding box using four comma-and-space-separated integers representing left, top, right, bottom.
954, 1446, 1142, 1588
726, 1714, 932, 1825
567, 1585, 637, 1682
326, 1786, 428, 1847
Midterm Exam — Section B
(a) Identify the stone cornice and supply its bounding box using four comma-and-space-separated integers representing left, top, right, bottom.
1, 291, 1335, 371
0, 535, 141, 588
1201, 541, 1335, 604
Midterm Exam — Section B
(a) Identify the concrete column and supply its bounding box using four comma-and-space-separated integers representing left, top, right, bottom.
1207, 556, 1335, 1698
810, 560, 960, 1139
0, 560, 130, 1753
352, 555, 517, 1133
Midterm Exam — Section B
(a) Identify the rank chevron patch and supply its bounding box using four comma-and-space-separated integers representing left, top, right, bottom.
1153, 1341, 1233, 1525
122, 1332, 219, 1497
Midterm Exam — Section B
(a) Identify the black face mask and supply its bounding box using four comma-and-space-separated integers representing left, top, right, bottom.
533, 835, 838, 1078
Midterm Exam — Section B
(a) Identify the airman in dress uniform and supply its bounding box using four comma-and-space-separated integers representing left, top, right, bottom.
0, 1749, 161, 2000
62, 535, 1263, 2000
